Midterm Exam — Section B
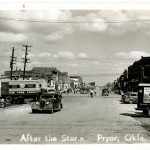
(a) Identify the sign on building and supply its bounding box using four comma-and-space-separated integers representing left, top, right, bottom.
50, 80, 54, 87
0, 81, 1, 97
144, 87, 150, 103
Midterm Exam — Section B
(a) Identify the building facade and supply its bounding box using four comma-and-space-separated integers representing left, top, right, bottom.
57, 72, 70, 92
3, 67, 73, 91
128, 56, 150, 91
70, 76, 83, 89
114, 56, 150, 92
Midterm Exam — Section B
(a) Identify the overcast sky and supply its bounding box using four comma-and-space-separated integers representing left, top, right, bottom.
0, 10, 150, 85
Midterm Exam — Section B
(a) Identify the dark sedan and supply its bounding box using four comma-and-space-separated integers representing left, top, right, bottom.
102, 88, 109, 96
31, 93, 63, 114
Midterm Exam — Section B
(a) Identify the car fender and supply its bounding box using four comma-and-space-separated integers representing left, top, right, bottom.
31, 102, 39, 109
129, 98, 134, 102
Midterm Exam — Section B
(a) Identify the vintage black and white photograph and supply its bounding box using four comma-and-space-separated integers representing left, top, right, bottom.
1, 4, 150, 145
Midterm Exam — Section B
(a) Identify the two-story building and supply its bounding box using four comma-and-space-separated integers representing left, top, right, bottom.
70, 76, 82, 89
57, 72, 70, 92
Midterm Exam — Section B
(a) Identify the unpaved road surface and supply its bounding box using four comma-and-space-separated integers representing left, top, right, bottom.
0, 92, 150, 144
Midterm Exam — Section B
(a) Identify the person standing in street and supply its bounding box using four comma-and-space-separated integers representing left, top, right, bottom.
94, 88, 96, 96
90, 89, 94, 98
67, 88, 70, 94
121, 90, 124, 99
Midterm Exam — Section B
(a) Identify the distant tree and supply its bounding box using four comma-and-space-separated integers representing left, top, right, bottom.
105, 82, 112, 88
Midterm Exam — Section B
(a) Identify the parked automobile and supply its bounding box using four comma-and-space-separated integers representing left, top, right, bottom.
102, 88, 109, 96
0, 98, 6, 108
80, 89, 88, 94
31, 93, 63, 114
121, 92, 131, 101
123, 92, 138, 104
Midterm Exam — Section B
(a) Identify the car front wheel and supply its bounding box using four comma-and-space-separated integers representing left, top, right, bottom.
129, 100, 133, 104
143, 110, 147, 115
32, 109, 36, 113
50, 107, 54, 114
5, 96, 13, 103
58, 103, 63, 111
147, 109, 150, 116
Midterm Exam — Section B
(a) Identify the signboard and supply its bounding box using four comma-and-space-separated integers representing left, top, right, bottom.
0, 81, 1, 97
20, 84, 25, 88
50, 80, 54, 87
36, 83, 39, 89
144, 87, 150, 103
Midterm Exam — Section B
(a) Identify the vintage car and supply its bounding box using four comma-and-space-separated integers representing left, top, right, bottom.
121, 92, 131, 101
31, 93, 63, 114
123, 92, 138, 104
102, 88, 109, 96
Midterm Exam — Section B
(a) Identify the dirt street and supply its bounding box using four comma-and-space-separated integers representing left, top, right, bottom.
0, 92, 150, 144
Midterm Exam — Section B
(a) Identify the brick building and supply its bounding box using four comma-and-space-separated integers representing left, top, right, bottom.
114, 56, 150, 92
128, 56, 150, 91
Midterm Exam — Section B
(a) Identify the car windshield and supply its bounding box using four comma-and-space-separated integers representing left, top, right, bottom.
125, 92, 132, 96
48, 89, 55, 92
41, 94, 59, 99
103, 89, 108, 92
129, 93, 137, 96
41, 95, 54, 99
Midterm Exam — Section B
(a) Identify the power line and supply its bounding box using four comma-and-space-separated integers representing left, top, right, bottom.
0, 17, 150, 24
0, 32, 12, 42
2, 32, 26, 46
73, 73, 115, 78
0, 33, 8, 42
0, 31, 20, 44
71, 73, 122, 77
0, 23, 27, 45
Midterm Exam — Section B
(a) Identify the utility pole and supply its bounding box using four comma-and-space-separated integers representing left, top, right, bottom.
10, 47, 17, 80
22, 45, 31, 80
141, 66, 144, 83
140, 57, 144, 83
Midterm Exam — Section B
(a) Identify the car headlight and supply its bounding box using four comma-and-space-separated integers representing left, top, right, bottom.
0, 99, 5, 102
46, 101, 49, 105
36, 101, 39, 105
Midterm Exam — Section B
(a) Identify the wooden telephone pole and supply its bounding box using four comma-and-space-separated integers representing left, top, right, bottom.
22, 45, 31, 80
10, 47, 17, 80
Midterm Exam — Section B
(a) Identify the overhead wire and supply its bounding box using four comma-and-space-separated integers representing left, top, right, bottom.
0, 16, 147, 74
0, 32, 8, 42
0, 32, 13, 42
0, 16, 149, 24
0, 16, 148, 48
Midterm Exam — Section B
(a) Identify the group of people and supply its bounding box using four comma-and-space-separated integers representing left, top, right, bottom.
90, 88, 96, 98
66, 88, 78, 94
66, 87, 97, 98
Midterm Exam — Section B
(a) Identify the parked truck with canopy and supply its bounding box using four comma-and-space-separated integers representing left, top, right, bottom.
0, 79, 48, 104
135, 83, 150, 116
